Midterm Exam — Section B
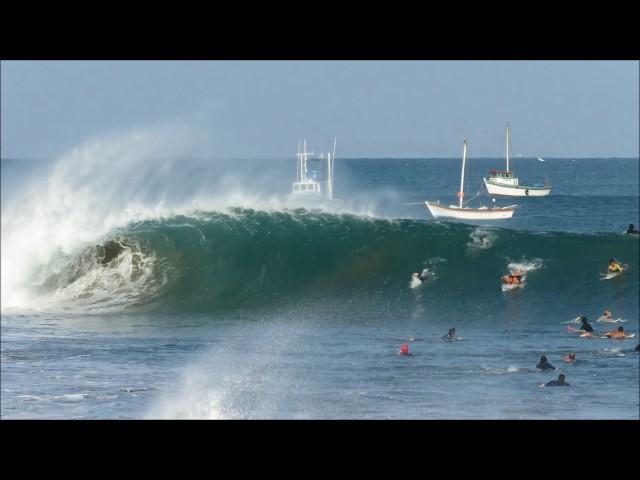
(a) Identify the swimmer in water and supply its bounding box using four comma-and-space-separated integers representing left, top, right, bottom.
563, 352, 576, 363
635, 344, 640, 352
603, 326, 633, 340
397, 343, 411, 356
412, 269, 430, 283
536, 355, 556, 370
544, 374, 570, 387
626, 224, 640, 235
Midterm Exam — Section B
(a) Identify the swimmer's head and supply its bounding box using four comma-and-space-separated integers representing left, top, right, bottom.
618, 326, 624, 332
609, 258, 616, 264
569, 353, 575, 360
603, 310, 611, 317
558, 374, 566, 382
540, 355, 547, 363
448, 328, 456, 336
580, 316, 588, 324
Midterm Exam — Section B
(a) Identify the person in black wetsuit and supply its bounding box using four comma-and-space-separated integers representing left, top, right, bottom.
536, 355, 556, 370
579, 316, 594, 333
442, 328, 457, 340
545, 374, 569, 387
626, 224, 640, 235
635, 344, 640, 352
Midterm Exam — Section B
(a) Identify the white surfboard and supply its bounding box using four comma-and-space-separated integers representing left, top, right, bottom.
596, 316, 627, 323
561, 317, 583, 324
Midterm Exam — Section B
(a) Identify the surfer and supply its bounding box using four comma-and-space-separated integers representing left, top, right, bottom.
603, 326, 633, 340
563, 353, 576, 363
442, 328, 460, 340
412, 268, 431, 284
536, 355, 556, 371
598, 310, 613, 322
607, 258, 624, 274
626, 224, 640, 235
579, 316, 594, 333
544, 374, 570, 387
501, 273, 523, 285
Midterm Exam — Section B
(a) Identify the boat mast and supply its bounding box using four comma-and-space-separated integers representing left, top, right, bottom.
296, 140, 301, 182
459, 140, 467, 208
328, 136, 336, 200
505, 122, 510, 173
302, 140, 308, 182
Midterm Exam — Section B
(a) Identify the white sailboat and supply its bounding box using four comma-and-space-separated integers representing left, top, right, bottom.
483, 123, 551, 197
425, 140, 516, 220
291, 139, 336, 200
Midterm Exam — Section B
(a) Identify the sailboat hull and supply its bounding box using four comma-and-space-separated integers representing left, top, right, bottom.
425, 202, 515, 219
483, 178, 551, 197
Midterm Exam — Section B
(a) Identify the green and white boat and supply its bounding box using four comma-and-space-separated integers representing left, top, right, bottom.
483, 123, 551, 197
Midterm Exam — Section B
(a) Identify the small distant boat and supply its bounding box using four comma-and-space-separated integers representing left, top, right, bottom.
425, 140, 516, 220
483, 123, 551, 197
291, 138, 336, 200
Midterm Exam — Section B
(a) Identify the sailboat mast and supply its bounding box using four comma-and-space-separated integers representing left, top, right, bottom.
506, 123, 510, 173
302, 140, 308, 182
459, 140, 467, 209
296, 140, 301, 182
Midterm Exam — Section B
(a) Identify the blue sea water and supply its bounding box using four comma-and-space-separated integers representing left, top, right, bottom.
1, 154, 638, 419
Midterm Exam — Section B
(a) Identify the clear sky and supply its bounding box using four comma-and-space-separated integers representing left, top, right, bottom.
1, 60, 638, 159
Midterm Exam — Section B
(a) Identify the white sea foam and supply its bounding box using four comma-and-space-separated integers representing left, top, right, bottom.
1, 122, 380, 312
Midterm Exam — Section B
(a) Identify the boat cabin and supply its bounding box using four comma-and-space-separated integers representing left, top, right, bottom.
488, 169, 519, 186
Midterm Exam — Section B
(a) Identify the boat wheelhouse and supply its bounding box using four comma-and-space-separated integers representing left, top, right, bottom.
291, 139, 335, 199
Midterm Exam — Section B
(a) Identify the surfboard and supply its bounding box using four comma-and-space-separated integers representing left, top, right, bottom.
600, 333, 636, 339
600, 264, 628, 280
596, 316, 626, 323
561, 317, 583, 324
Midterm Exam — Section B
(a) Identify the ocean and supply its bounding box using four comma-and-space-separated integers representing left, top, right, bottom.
1, 149, 638, 419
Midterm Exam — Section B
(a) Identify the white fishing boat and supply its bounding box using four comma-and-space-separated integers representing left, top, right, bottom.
425, 140, 516, 220
483, 123, 551, 197
291, 139, 336, 200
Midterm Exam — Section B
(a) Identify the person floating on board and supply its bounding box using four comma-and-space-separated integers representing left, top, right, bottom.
543, 374, 570, 387
603, 326, 633, 340
567, 316, 594, 337
536, 355, 556, 370
598, 309, 613, 322
607, 258, 624, 274
579, 316, 594, 334
501, 273, 523, 285
563, 353, 576, 363
442, 328, 461, 340
625, 224, 640, 235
